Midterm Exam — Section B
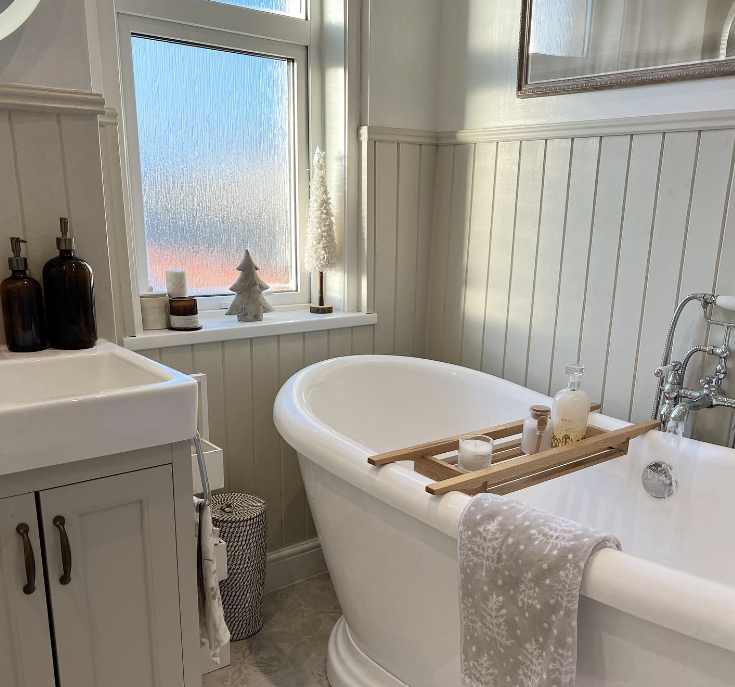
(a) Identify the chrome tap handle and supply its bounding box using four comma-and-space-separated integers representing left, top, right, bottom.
655, 361, 682, 378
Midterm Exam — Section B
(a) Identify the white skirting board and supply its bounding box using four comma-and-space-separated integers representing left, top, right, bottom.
264, 538, 327, 594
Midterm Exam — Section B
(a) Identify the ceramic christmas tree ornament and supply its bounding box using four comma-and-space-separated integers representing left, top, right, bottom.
305, 148, 338, 314
226, 250, 274, 322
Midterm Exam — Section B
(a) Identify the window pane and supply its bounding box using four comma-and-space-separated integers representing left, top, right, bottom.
131, 37, 295, 295
205, 0, 304, 18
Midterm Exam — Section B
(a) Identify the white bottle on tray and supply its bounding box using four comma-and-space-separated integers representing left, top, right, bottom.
551, 363, 590, 448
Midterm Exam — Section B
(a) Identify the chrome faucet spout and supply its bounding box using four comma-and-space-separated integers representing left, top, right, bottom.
669, 393, 713, 424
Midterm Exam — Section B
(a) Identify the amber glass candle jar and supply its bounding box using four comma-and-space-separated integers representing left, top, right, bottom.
168, 297, 201, 331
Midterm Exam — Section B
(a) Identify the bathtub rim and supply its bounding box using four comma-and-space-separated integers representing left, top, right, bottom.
273, 354, 735, 655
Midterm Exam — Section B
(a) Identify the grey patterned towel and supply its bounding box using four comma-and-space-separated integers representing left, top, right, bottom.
458, 494, 620, 687
196, 502, 231, 661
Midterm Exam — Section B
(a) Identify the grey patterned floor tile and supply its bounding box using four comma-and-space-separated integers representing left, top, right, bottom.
204, 573, 340, 687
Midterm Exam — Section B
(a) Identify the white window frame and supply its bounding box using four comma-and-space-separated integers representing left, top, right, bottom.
99, 0, 321, 326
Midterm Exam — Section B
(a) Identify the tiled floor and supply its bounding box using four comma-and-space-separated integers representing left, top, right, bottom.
204, 573, 342, 687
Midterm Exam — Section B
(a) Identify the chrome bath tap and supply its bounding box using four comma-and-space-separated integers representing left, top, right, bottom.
653, 293, 735, 433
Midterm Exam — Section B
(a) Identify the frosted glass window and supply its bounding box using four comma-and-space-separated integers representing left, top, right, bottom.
131, 37, 296, 295
205, 0, 304, 18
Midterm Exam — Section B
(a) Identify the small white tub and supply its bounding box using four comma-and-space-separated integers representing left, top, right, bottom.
274, 355, 735, 687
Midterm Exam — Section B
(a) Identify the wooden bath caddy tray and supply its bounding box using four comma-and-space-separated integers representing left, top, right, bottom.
368, 404, 659, 496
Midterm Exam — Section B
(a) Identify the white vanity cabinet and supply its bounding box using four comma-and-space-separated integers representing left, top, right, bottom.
0, 494, 57, 687
40, 466, 185, 687
0, 444, 201, 687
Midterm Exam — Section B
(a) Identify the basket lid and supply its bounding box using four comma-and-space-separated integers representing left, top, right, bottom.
211, 493, 266, 521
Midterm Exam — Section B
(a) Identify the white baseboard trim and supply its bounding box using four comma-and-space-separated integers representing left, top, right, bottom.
264, 538, 327, 594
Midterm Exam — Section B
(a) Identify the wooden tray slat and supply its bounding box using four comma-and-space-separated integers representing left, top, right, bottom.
489, 446, 627, 495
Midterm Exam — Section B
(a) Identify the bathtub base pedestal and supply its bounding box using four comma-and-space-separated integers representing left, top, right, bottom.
327, 617, 408, 687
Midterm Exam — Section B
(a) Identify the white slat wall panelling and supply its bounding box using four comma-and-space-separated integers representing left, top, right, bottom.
415, 145, 438, 357
10, 113, 68, 291
505, 139, 545, 385
278, 333, 307, 547
139, 348, 161, 362
460, 143, 497, 371
303, 330, 330, 366
681, 130, 735, 445
672, 130, 735, 367
394, 144, 421, 357
328, 328, 353, 358
352, 324, 375, 354
251, 336, 283, 550
601, 134, 663, 421
373, 142, 399, 354
427, 145, 455, 360
160, 346, 195, 375
629, 132, 699, 423
193, 342, 228, 461
302, 329, 329, 539
481, 141, 521, 377
442, 144, 475, 365
359, 140, 376, 313
526, 139, 572, 394
549, 137, 601, 396
712, 168, 735, 445
223, 339, 255, 494
578, 135, 631, 405
59, 116, 116, 343
0, 112, 22, 347
100, 112, 140, 338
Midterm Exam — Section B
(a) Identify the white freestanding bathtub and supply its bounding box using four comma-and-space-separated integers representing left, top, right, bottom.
274, 355, 735, 687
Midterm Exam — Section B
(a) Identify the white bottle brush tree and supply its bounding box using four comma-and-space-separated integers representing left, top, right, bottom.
305, 147, 338, 313
226, 249, 274, 322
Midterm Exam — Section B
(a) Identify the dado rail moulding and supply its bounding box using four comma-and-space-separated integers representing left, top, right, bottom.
360, 108, 735, 146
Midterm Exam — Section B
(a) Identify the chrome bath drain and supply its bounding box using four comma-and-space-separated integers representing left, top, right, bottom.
642, 461, 676, 498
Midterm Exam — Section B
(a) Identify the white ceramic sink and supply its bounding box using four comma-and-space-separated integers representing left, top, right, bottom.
0, 341, 198, 475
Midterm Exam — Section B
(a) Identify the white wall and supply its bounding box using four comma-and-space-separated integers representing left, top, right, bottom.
364, 0, 442, 130
437, 0, 735, 131
0, 0, 91, 91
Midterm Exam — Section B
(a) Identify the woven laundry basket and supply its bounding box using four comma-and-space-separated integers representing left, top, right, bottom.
211, 493, 267, 640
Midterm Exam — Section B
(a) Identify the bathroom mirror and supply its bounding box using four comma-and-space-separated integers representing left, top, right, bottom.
0, 0, 40, 42
518, 0, 735, 96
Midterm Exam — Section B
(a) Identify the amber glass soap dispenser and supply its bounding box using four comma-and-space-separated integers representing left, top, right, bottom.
43, 218, 97, 349
1, 237, 46, 352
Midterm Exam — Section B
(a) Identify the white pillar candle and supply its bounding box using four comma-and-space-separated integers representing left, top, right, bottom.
166, 270, 189, 298
458, 434, 494, 472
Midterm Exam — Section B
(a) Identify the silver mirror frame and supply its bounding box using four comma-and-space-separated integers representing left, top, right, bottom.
0, 0, 41, 42
518, 0, 735, 98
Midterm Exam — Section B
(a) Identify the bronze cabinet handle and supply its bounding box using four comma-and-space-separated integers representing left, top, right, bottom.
53, 516, 72, 585
15, 523, 36, 595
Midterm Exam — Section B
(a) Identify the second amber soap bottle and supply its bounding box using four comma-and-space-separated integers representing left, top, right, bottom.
43, 218, 97, 349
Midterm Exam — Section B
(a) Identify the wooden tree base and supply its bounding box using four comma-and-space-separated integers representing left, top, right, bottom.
310, 304, 333, 314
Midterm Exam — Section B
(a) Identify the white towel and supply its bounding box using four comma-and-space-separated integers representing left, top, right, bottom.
196, 502, 230, 661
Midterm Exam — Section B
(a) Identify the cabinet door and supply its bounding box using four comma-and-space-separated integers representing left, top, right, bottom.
39, 466, 186, 687
0, 493, 56, 687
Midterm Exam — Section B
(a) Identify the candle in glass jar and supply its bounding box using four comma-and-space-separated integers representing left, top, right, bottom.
458, 434, 494, 472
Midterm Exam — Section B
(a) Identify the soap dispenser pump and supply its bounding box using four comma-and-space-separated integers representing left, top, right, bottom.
43, 218, 97, 350
1, 237, 46, 352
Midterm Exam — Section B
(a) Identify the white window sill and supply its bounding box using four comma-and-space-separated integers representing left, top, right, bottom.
122, 307, 377, 351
